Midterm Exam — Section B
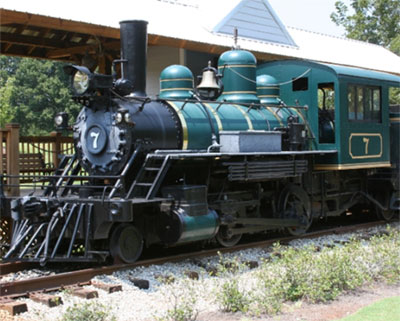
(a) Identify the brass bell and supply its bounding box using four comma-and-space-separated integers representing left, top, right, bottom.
197, 61, 220, 90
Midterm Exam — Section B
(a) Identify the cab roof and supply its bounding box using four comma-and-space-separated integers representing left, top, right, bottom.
260, 60, 400, 87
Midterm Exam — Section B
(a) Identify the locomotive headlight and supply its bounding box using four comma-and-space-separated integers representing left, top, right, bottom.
63, 64, 113, 98
72, 70, 90, 95
54, 112, 69, 130
115, 112, 123, 124
124, 112, 132, 123
54, 114, 64, 126
64, 65, 93, 96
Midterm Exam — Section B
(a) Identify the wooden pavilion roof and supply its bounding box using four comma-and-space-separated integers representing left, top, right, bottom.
0, 8, 283, 73
0, 9, 228, 73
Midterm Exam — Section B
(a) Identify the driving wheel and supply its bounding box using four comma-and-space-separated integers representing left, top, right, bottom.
374, 191, 395, 221
278, 184, 312, 236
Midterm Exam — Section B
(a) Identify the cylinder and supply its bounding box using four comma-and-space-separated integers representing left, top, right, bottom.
119, 20, 148, 97
157, 208, 219, 244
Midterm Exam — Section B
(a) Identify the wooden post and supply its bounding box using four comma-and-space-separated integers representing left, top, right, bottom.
6, 123, 20, 196
98, 54, 111, 75
50, 131, 61, 168
0, 130, 4, 174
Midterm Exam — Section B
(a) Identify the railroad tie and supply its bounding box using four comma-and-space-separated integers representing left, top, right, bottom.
91, 281, 122, 293
184, 270, 199, 280
0, 299, 28, 316
128, 277, 150, 289
29, 293, 63, 307
71, 287, 98, 299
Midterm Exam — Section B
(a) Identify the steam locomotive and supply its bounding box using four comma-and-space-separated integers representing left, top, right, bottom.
2, 20, 399, 264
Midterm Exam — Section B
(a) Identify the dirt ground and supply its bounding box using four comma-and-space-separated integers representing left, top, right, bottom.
199, 282, 400, 321
1, 282, 399, 321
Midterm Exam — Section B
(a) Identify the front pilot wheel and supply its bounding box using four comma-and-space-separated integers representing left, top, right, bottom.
109, 224, 143, 264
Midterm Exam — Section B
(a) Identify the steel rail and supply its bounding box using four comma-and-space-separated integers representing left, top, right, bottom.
0, 262, 36, 276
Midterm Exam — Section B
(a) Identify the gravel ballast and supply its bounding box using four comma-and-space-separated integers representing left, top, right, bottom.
5, 221, 399, 321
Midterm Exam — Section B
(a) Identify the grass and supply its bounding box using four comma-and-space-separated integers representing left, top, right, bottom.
337, 296, 400, 321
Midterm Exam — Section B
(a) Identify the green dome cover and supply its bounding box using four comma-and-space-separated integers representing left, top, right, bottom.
218, 50, 257, 67
257, 74, 281, 105
160, 65, 194, 99
217, 50, 259, 104
160, 65, 194, 80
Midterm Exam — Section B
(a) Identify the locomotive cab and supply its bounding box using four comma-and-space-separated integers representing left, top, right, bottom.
258, 60, 400, 171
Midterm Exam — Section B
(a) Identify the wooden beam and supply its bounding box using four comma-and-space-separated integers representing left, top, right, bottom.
47, 40, 119, 59
4, 43, 12, 52
0, 32, 65, 49
6, 123, 20, 196
0, 9, 120, 39
27, 45, 36, 55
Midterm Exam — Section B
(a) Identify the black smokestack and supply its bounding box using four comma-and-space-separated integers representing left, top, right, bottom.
119, 20, 148, 97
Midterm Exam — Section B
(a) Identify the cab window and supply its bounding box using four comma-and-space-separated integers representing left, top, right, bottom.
318, 83, 335, 143
348, 85, 381, 122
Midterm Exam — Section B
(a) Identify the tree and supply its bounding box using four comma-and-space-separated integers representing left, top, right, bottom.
0, 56, 80, 135
331, 0, 400, 104
331, 0, 400, 54
0, 77, 15, 128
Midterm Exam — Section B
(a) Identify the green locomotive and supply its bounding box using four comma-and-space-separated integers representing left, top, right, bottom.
2, 20, 399, 264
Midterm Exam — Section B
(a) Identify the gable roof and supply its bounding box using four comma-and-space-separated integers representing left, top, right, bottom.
213, 0, 296, 47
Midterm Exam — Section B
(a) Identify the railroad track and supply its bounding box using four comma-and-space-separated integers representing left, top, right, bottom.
0, 220, 390, 300
0, 261, 36, 275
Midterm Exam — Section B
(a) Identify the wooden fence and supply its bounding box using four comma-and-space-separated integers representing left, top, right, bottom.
1, 123, 74, 196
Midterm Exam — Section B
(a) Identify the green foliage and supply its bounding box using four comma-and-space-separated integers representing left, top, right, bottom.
214, 256, 251, 313
213, 228, 400, 317
389, 87, 400, 106
277, 242, 366, 302
217, 278, 250, 313
331, 0, 400, 104
156, 279, 199, 321
0, 56, 80, 135
331, 0, 400, 54
0, 77, 15, 128
250, 265, 286, 315
366, 228, 400, 283
59, 301, 116, 321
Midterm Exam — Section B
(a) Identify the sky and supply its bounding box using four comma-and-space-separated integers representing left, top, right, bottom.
268, 0, 351, 37
1, 0, 352, 37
